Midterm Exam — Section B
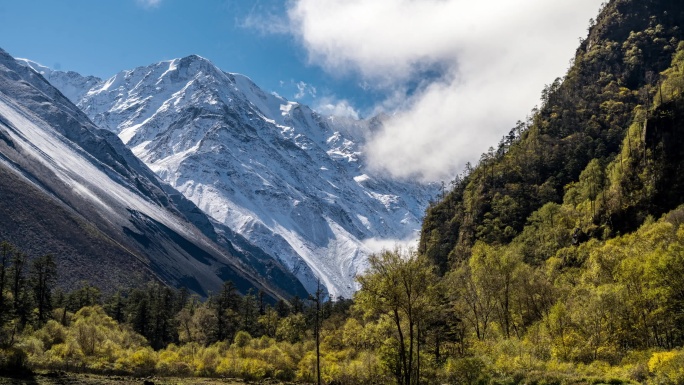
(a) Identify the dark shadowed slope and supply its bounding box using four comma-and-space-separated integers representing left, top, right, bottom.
0, 47, 307, 300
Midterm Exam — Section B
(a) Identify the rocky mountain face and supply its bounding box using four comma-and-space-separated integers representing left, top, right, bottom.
0, 48, 307, 300
21, 55, 435, 297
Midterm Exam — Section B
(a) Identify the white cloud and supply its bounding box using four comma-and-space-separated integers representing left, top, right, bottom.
315, 96, 360, 119
136, 0, 161, 9
362, 236, 419, 255
287, 0, 603, 182
294, 81, 317, 99
242, 13, 290, 35
241, 4, 291, 35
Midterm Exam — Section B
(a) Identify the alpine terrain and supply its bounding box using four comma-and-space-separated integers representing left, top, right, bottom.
20, 56, 435, 298
0, 47, 307, 300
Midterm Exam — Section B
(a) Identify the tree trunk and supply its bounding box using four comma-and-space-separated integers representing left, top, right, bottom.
393, 308, 409, 385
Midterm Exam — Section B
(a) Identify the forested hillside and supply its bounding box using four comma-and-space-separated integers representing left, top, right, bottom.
420, 0, 684, 272
6, 1, 684, 384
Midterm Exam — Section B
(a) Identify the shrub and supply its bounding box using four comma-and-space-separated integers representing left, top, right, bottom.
648, 350, 684, 384
114, 347, 157, 375
34, 320, 67, 349
156, 348, 193, 376
194, 345, 220, 376
233, 330, 251, 349
238, 357, 273, 380
443, 357, 490, 385
0, 347, 28, 374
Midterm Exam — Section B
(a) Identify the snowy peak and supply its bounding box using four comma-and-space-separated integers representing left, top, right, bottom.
16, 58, 102, 103
2, 48, 307, 300
176, 54, 222, 77
26, 54, 436, 298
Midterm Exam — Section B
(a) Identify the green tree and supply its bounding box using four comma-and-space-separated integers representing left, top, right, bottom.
258, 307, 280, 338
448, 261, 494, 341
211, 281, 242, 343
356, 248, 437, 385
276, 313, 307, 343
148, 283, 178, 349
275, 299, 290, 317
128, 289, 151, 339
241, 290, 260, 337
30, 254, 57, 325
104, 291, 127, 324
176, 301, 216, 346
515, 203, 575, 264
0, 242, 13, 326
67, 282, 102, 311
9, 250, 30, 327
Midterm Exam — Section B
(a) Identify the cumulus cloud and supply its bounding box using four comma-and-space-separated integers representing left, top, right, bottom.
286, 0, 603, 182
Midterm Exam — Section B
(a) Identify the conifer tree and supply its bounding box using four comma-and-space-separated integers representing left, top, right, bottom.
30, 254, 57, 325
0, 242, 13, 326
212, 281, 241, 343
9, 250, 30, 327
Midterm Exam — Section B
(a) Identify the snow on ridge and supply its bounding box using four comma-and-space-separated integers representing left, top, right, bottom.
158, 59, 178, 82
29, 54, 436, 298
16, 58, 52, 75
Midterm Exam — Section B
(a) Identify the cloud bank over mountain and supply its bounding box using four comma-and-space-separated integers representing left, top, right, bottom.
285, 0, 603, 181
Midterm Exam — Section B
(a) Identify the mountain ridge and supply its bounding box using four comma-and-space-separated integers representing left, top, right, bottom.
22, 55, 436, 297
1, 48, 307, 300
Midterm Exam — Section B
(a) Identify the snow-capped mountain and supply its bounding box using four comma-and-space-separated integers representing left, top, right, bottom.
0, 48, 307, 300
21, 55, 435, 298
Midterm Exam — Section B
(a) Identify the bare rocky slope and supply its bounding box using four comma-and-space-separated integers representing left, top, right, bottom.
0, 48, 307, 300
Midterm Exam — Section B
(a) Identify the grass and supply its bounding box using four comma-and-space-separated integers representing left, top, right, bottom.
0, 371, 280, 385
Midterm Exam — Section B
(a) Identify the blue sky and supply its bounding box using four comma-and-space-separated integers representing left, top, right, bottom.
0, 0, 603, 181
0, 0, 371, 113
